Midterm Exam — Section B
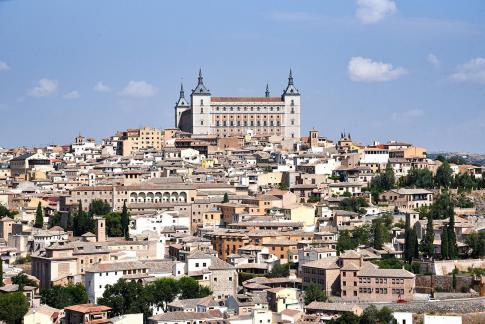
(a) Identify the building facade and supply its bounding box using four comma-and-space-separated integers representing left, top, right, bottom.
175, 70, 301, 140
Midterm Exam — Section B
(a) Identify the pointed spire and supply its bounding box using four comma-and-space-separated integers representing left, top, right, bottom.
288, 68, 294, 85
265, 83, 270, 98
179, 83, 185, 99
198, 68, 203, 85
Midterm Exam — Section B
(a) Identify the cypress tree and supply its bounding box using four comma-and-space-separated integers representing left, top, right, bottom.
121, 201, 130, 240
448, 212, 458, 259
223, 193, 229, 203
373, 220, 385, 250
441, 227, 449, 259
34, 202, 43, 228
421, 214, 435, 258
412, 224, 419, 259
404, 216, 412, 263
0, 257, 3, 287
66, 211, 73, 232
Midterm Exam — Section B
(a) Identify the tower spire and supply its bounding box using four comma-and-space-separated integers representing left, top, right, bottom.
179, 83, 185, 99
198, 68, 203, 85
265, 83, 270, 98
288, 68, 294, 86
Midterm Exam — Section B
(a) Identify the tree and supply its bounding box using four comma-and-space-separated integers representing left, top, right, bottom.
177, 276, 212, 299
447, 212, 458, 259
435, 161, 453, 188
34, 201, 43, 228
267, 263, 290, 278
11, 273, 37, 289
327, 312, 360, 324
465, 232, 485, 258
104, 212, 123, 237
0, 258, 3, 287
66, 211, 73, 231
145, 278, 180, 312
304, 283, 327, 305
360, 305, 394, 324
40, 283, 88, 309
89, 199, 111, 216
412, 225, 419, 259
420, 214, 435, 259
372, 220, 386, 250
337, 230, 358, 253
452, 268, 457, 292
402, 168, 434, 188
0, 292, 29, 324
222, 193, 229, 203
98, 279, 152, 320
441, 227, 449, 259
369, 165, 395, 203
0, 205, 17, 219
73, 201, 87, 236
49, 212, 62, 228
339, 197, 368, 214
120, 201, 130, 240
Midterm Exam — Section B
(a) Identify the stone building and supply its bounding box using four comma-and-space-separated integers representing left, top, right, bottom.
175, 70, 301, 141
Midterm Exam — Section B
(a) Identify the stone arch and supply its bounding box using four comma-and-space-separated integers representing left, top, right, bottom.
178, 192, 187, 203
154, 192, 162, 203
146, 192, 154, 203
137, 192, 146, 203
170, 192, 179, 202
162, 192, 170, 202
130, 192, 137, 203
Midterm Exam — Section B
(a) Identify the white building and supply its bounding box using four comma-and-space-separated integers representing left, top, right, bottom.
175, 70, 301, 141
129, 211, 190, 237
84, 260, 149, 303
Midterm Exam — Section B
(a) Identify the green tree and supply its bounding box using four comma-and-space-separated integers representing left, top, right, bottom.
435, 160, 453, 188
120, 201, 130, 240
369, 165, 395, 203
352, 224, 372, 246
339, 197, 369, 214
89, 199, 112, 215
0, 292, 29, 324
145, 278, 180, 312
403, 168, 434, 188
328, 312, 360, 324
465, 232, 485, 258
447, 212, 458, 259
372, 220, 386, 250
98, 279, 152, 320
49, 212, 62, 228
0, 258, 3, 287
222, 193, 229, 203
452, 268, 457, 291
360, 305, 394, 324
304, 283, 327, 305
11, 273, 38, 289
104, 212, 123, 237
34, 201, 43, 228
441, 227, 449, 259
267, 263, 290, 278
73, 201, 88, 236
66, 211, 73, 231
337, 230, 358, 253
420, 214, 435, 259
40, 283, 88, 309
177, 277, 212, 299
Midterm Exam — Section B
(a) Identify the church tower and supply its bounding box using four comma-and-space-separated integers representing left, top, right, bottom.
282, 69, 301, 140
191, 69, 212, 136
174, 83, 190, 131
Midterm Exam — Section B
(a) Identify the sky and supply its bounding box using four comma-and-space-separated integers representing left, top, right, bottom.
0, 0, 485, 152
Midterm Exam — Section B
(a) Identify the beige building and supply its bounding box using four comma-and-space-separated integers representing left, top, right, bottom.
380, 188, 433, 212
301, 251, 415, 302
119, 127, 163, 156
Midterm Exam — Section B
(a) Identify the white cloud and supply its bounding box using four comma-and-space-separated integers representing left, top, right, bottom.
0, 61, 9, 71
63, 91, 80, 100
348, 56, 407, 82
391, 109, 424, 121
356, 0, 397, 24
118, 80, 158, 98
28, 78, 58, 97
94, 81, 112, 93
450, 57, 485, 83
427, 53, 440, 68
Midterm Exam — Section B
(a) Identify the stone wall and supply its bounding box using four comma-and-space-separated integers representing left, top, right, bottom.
415, 274, 479, 293
433, 259, 485, 275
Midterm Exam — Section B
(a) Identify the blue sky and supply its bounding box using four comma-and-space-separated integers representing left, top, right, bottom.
0, 0, 484, 152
